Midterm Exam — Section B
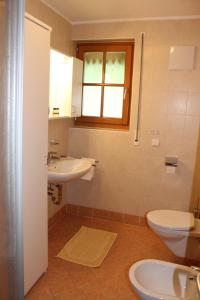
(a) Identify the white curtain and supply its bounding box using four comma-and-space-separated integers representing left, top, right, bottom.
0, 0, 24, 299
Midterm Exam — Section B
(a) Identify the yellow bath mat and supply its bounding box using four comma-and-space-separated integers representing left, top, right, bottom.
57, 226, 117, 267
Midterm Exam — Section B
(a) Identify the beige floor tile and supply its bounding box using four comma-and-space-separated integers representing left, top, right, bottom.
26, 215, 182, 300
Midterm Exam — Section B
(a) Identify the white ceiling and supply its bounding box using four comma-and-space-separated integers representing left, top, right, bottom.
42, 0, 200, 24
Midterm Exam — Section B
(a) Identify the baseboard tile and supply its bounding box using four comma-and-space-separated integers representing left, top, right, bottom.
66, 203, 147, 226
48, 205, 67, 231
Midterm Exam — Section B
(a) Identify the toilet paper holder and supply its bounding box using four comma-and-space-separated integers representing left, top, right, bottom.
165, 156, 178, 167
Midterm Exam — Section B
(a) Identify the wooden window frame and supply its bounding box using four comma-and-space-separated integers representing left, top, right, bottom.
75, 41, 134, 129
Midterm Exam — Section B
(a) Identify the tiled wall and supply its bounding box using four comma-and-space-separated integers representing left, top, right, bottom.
24, 3, 200, 218
26, 0, 73, 217
66, 20, 200, 216
26, 0, 73, 55
66, 204, 147, 226
48, 203, 147, 232
48, 119, 70, 156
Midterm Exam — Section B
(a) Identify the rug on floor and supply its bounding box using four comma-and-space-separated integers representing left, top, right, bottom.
57, 226, 117, 267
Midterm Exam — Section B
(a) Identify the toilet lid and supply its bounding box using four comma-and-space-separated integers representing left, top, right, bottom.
147, 210, 195, 231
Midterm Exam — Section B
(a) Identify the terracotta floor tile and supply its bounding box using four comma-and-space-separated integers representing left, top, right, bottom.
25, 277, 54, 300
26, 215, 182, 300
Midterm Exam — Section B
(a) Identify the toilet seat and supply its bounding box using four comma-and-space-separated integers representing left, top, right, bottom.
147, 210, 194, 231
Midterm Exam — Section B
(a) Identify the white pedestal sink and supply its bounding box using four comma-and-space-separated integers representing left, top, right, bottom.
48, 157, 92, 183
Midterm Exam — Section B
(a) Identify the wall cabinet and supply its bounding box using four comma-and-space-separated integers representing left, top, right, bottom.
49, 50, 83, 119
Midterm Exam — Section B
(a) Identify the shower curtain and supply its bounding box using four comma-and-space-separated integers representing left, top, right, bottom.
0, 0, 24, 299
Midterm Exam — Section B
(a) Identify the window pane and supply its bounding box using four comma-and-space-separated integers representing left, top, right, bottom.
103, 87, 124, 118
82, 86, 102, 117
105, 52, 126, 84
83, 52, 103, 83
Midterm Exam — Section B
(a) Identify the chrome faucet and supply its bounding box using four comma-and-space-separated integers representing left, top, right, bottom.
47, 151, 60, 163
47, 151, 67, 164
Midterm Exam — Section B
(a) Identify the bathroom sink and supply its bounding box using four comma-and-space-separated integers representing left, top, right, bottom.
48, 157, 92, 183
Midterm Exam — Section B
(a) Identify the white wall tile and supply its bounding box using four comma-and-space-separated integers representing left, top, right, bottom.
187, 92, 200, 116
184, 116, 200, 140
66, 20, 200, 216
167, 91, 188, 115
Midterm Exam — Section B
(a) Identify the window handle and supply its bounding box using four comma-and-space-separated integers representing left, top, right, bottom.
123, 87, 128, 101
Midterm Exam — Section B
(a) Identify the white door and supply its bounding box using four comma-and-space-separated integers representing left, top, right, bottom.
23, 16, 51, 295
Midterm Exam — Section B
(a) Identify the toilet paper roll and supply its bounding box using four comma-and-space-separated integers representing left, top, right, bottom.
81, 157, 96, 181
166, 166, 176, 174
81, 166, 95, 181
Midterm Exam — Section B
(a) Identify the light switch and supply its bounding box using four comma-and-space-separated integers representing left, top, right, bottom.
152, 138, 160, 147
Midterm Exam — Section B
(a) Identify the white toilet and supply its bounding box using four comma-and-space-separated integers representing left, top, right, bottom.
129, 259, 199, 300
147, 210, 200, 260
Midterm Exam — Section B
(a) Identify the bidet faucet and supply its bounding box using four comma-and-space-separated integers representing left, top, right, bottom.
190, 266, 200, 295
191, 266, 200, 272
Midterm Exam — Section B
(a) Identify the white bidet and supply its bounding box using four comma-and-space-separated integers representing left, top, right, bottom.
129, 259, 199, 300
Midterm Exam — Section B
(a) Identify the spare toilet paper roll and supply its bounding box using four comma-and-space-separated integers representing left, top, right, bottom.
81, 157, 96, 181
166, 166, 176, 174
81, 166, 95, 181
